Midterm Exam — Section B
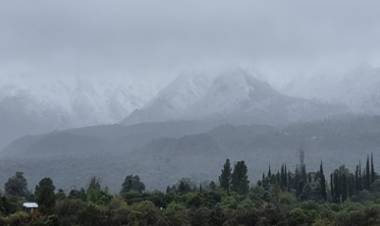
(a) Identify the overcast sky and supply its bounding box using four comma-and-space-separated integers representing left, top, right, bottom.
1, 0, 380, 86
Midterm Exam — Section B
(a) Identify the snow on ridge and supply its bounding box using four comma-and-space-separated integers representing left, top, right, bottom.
124, 69, 282, 124
283, 65, 380, 115
0, 75, 158, 126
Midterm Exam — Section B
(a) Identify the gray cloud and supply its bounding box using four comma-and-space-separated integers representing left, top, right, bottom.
1, 0, 380, 84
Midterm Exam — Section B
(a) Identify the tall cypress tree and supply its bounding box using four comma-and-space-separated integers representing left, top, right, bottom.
371, 153, 376, 183
330, 174, 334, 202
267, 165, 272, 178
355, 164, 360, 193
366, 156, 371, 189
284, 164, 288, 189
358, 161, 362, 191
341, 173, 348, 202
295, 167, 302, 197
280, 164, 288, 189
319, 161, 327, 201
219, 159, 232, 193
276, 170, 281, 185
231, 161, 250, 194
333, 172, 340, 202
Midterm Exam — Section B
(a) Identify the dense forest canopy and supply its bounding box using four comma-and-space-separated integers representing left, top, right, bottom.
1, 153, 380, 226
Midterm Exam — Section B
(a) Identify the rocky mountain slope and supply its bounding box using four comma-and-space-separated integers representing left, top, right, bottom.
123, 70, 347, 126
1, 114, 379, 190
0, 76, 156, 148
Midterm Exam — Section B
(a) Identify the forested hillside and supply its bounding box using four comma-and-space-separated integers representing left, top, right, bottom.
1, 114, 380, 190
1, 154, 380, 226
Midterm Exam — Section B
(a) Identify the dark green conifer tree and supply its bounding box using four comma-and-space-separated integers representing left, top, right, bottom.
35, 177, 56, 213
319, 161, 327, 201
120, 175, 145, 195
371, 153, 376, 183
267, 165, 272, 178
219, 159, 232, 193
366, 156, 371, 189
330, 174, 334, 202
231, 161, 250, 194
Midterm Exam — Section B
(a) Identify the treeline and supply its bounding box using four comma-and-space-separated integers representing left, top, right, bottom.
1, 152, 380, 226
258, 151, 378, 203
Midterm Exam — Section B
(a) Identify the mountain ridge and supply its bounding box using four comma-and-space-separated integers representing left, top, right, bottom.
123, 70, 347, 125
1, 114, 379, 190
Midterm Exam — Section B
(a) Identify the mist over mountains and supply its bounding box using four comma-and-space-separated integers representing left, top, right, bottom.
2, 69, 380, 190
123, 69, 346, 125
285, 65, 380, 114
0, 76, 157, 148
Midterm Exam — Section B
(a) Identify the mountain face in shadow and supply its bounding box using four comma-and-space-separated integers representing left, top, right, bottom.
2, 114, 379, 190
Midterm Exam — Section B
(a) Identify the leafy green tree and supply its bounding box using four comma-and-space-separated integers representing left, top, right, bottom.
209, 206, 225, 226
78, 204, 109, 226
55, 199, 87, 226
86, 177, 112, 205
120, 175, 145, 195
55, 189, 66, 201
219, 159, 232, 193
189, 207, 211, 226
288, 208, 309, 226
231, 161, 250, 194
35, 177, 56, 213
165, 202, 190, 226
128, 201, 168, 226
68, 188, 87, 201
176, 178, 195, 194
4, 172, 29, 197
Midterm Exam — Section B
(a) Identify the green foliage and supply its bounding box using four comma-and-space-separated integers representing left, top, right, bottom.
4, 172, 29, 198
128, 201, 168, 226
165, 202, 190, 226
1, 211, 31, 226
35, 177, 56, 214
86, 177, 112, 205
1, 156, 380, 225
55, 189, 66, 201
68, 188, 87, 201
120, 175, 145, 195
219, 159, 232, 193
176, 178, 196, 194
231, 161, 250, 194
55, 199, 87, 226
78, 204, 108, 226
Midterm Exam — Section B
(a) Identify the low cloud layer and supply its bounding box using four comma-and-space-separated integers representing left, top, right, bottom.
1, 0, 380, 86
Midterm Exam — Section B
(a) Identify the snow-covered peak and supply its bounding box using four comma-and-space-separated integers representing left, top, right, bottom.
0, 75, 157, 126
185, 70, 279, 117
123, 70, 284, 124
0, 75, 158, 147
152, 72, 212, 112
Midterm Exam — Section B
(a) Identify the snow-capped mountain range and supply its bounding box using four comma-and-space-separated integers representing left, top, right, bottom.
0, 75, 157, 147
123, 69, 346, 125
2, 66, 380, 148
285, 65, 380, 114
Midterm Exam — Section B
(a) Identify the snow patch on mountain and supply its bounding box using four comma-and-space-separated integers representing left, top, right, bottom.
0, 75, 157, 147
284, 65, 380, 115
123, 69, 346, 125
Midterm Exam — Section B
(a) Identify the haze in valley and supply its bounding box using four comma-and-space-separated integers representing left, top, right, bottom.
1, 0, 380, 190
